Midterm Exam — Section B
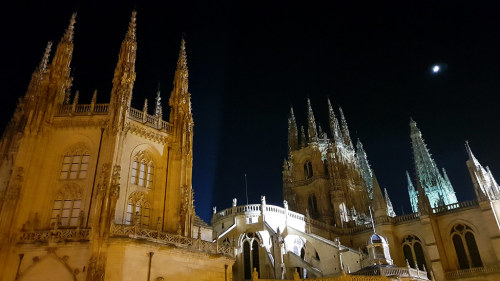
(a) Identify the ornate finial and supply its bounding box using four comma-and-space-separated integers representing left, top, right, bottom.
177, 38, 188, 74
62, 13, 77, 43
143, 98, 148, 113
73, 90, 79, 105
338, 107, 354, 150
91, 90, 97, 104
125, 11, 137, 41
306, 98, 318, 142
38, 41, 52, 73
155, 83, 162, 118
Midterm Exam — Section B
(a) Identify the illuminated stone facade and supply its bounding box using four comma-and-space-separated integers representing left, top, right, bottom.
0, 13, 233, 281
282, 98, 500, 281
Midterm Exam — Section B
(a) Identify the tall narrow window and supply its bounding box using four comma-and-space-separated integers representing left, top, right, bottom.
252, 240, 260, 277
147, 163, 154, 189
130, 160, 138, 184
244, 241, 251, 279
60, 152, 90, 180
451, 224, 482, 269
242, 233, 261, 280
323, 159, 329, 176
402, 235, 427, 270
130, 152, 154, 189
126, 192, 150, 227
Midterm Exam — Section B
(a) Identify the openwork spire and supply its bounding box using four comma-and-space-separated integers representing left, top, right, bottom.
288, 107, 299, 152
409, 118, 457, 210
155, 84, 163, 118
357, 140, 373, 199
407, 171, 418, 213
169, 38, 191, 117
38, 41, 52, 73
111, 11, 137, 108
306, 98, 317, 142
384, 188, 396, 217
327, 98, 343, 145
61, 13, 76, 44
338, 107, 354, 150
465, 141, 500, 201
126, 11, 137, 42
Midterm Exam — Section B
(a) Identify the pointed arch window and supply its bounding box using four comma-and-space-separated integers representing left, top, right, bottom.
451, 224, 482, 269
60, 151, 90, 180
304, 160, 313, 179
125, 192, 151, 227
242, 232, 260, 279
50, 185, 83, 228
130, 151, 154, 189
402, 235, 427, 270
323, 159, 329, 177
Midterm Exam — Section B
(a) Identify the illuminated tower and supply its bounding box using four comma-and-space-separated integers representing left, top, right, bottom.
283, 98, 371, 227
409, 119, 457, 210
465, 141, 500, 201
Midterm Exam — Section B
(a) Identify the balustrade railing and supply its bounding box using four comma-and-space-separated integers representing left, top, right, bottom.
18, 228, 91, 243
432, 200, 478, 214
213, 204, 305, 223
445, 264, 500, 279
110, 223, 233, 257
56, 104, 110, 116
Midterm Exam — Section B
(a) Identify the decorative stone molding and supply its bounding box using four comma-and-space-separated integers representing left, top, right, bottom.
126, 122, 169, 144
18, 228, 91, 243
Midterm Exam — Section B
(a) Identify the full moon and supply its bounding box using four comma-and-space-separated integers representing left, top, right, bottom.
432, 65, 440, 73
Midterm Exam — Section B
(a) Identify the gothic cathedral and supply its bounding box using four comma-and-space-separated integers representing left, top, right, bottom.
0, 12, 233, 281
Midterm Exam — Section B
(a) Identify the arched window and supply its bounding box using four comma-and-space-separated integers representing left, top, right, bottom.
244, 241, 251, 279
304, 160, 313, 179
242, 232, 260, 279
323, 159, 329, 177
451, 224, 482, 269
125, 192, 150, 227
308, 194, 319, 218
50, 184, 83, 228
60, 151, 90, 180
402, 235, 427, 270
130, 151, 154, 189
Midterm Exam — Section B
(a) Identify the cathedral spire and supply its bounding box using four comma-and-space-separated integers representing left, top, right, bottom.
356, 140, 373, 198
306, 98, 318, 142
407, 171, 418, 213
327, 98, 343, 145
288, 107, 299, 152
384, 188, 396, 217
169, 38, 191, 121
465, 141, 500, 201
38, 41, 53, 74
338, 107, 354, 150
155, 83, 163, 118
111, 11, 137, 110
410, 118, 457, 209
49, 13, 76, 106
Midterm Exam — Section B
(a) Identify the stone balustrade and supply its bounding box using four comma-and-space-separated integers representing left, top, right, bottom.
212, 204, 305, 223
56, 103, 109, 116
110, 223, 233, 257
445, 263, 500, 279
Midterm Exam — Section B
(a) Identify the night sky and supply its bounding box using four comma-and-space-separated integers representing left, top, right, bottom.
2, 1, 500, 223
